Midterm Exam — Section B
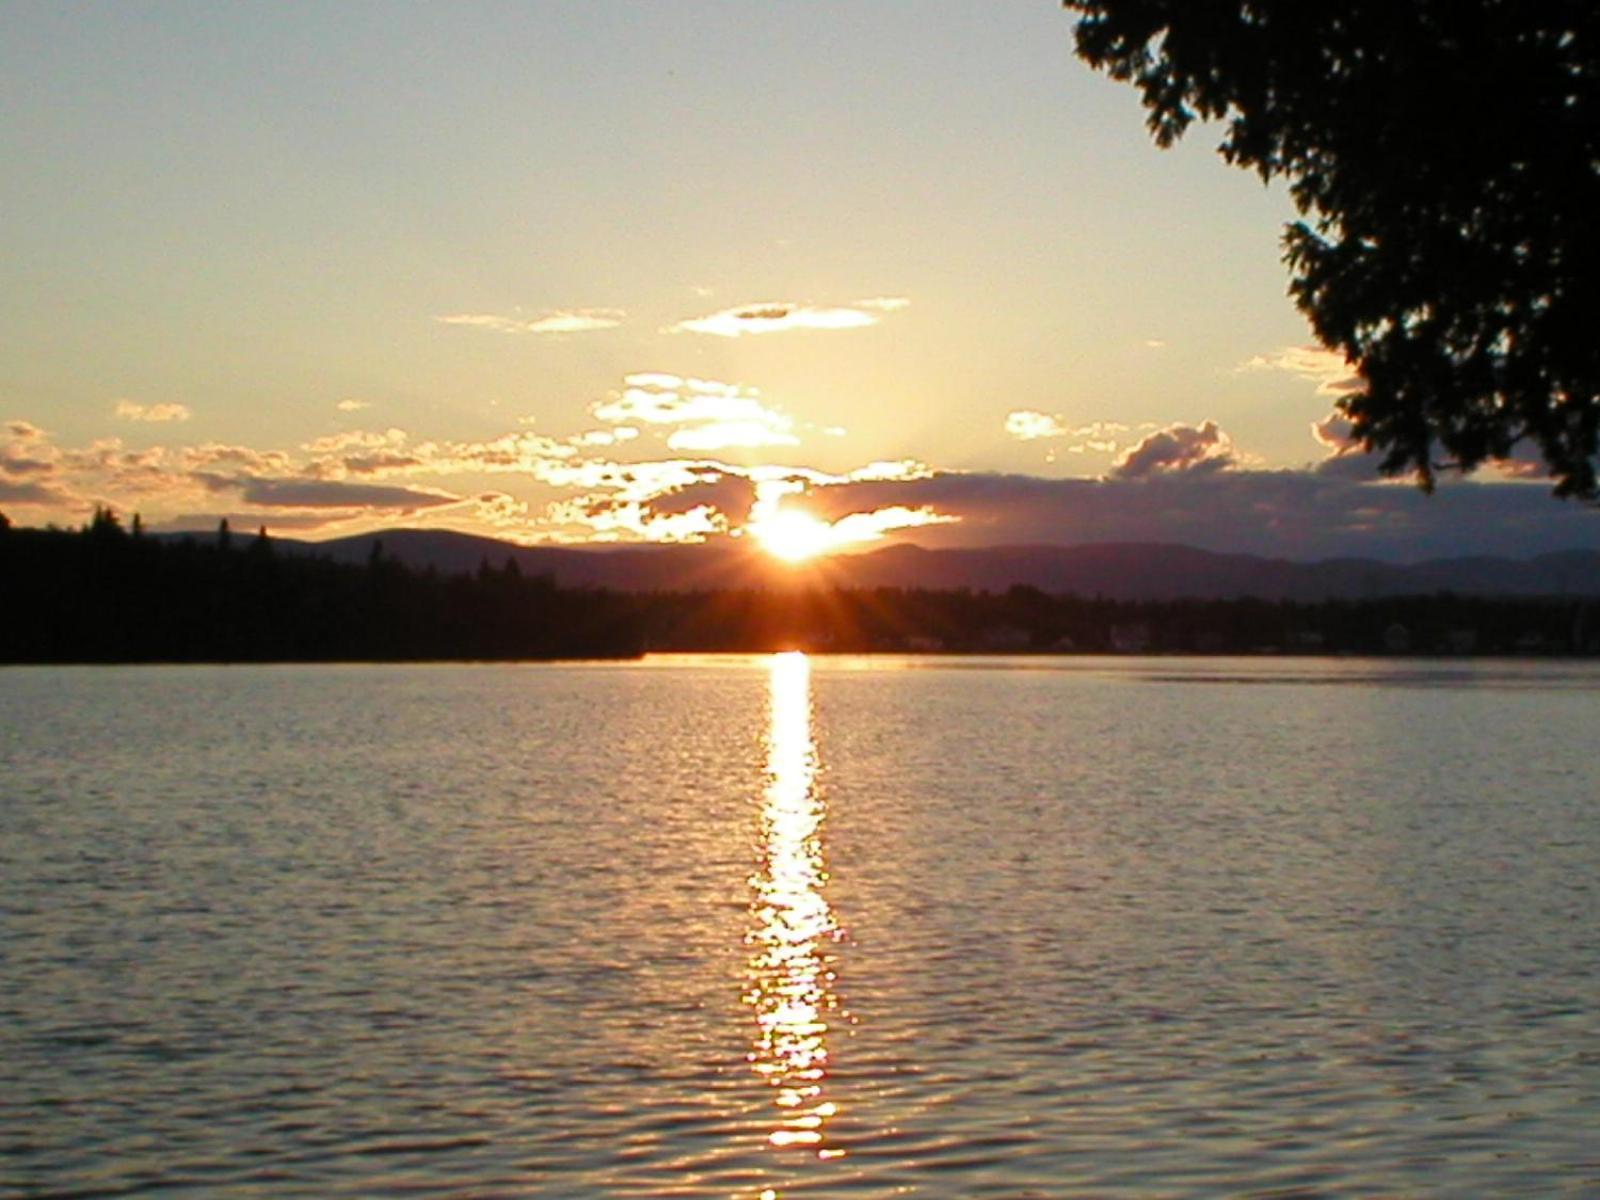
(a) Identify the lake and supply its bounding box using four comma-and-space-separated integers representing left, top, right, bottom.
3, 655, 1599, 1197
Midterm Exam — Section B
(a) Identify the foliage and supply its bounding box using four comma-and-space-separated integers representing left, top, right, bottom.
0, 518, 641, 663
1063, 1, 1600, 496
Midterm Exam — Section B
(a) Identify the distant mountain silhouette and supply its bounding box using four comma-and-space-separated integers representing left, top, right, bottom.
263, 530, 1600, 599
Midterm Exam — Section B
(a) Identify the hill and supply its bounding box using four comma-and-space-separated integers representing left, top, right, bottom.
270, 530, 1600, 600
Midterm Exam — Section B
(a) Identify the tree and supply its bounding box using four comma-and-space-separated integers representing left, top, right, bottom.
1063, 2, 1600, 497
249, 525, 274, 561
88, 505, 125, 540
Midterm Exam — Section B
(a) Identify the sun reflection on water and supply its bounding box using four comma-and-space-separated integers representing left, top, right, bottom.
746, 651, 844, 1164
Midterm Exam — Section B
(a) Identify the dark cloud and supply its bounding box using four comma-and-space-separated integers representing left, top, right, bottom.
800, 469, 1600, 561
1111, 420, 1234, 478
0, 456, 54, 477
341, 453, 425, 475
237, 479, 461, 510
0, 478, 69, 505
155, 512, 345, 532
644, 474, 758, 522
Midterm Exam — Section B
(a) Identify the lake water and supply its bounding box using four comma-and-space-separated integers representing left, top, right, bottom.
3, 655, 1599, 1197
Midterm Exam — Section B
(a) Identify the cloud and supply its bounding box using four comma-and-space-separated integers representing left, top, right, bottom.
1005, 410, 1071, 440
234, 479, 461, 510
340, 452, 426, 476
8, 381, 1596, 561
666, 422, 799, 452
294, 427, 579, 481
336, 399, 372, 412
179, 443, 296, 475
0, 478, 68, 505
547, 491, 729, 543
1005, 411, 1134, 453
115, 401, 192, 423
668, 297, 908, 337
530, 456, 934, 545
1240, 345, 1362, 395
156, 512, 344, 533
471, 491, 531, 528
789, 467, 1600, 560
846, 459, 936, 483
1111, 421, 1234, 478
303, 428, 409, 455
0, 455, 54, 477
1311, 410, 1362, 456
816, 504, 957, 545
436, 308, 624, 335
595, 375, 797, 450
568, 428, 638, 448
644, 473, 759, 524
2, 426, 59, 477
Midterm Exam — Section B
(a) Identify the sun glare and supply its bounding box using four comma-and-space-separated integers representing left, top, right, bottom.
748, 651, 842, 1156
752, 509, 840, 563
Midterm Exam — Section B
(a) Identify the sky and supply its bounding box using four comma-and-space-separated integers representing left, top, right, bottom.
3, 1, 1595, 561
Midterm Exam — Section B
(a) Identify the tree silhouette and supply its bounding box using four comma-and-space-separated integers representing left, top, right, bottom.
1063, 2, 1600, 496
1, 516, 1595, 661
88, 505, 126, 540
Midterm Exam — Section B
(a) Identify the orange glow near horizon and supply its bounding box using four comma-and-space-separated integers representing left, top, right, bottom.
746, 651, 843, 1161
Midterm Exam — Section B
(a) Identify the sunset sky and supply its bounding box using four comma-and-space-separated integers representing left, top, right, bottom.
4, 2, 1595, 560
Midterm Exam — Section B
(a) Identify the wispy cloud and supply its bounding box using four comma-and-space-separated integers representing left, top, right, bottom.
234, 479, 461, 510
435, 308, 624, 335
1240, 345, 1362, 395
11, 378, 1593, 559
1005, 410, 1138, 454
595, 374, 797, 450
814, 504, 956, 546
2, 421, 59, 483
666, 422, 798, 452
667, 297, 908, 337
336, 399, 371, 412
114, 401, 191, 423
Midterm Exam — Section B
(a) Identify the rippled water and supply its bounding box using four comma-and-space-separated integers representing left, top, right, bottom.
4, 656, 1599, 1197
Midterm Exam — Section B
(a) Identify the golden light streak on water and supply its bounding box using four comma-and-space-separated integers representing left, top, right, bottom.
745, 651, 843, 1169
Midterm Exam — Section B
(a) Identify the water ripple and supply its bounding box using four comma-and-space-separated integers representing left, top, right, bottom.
2, 658, 1599, 1195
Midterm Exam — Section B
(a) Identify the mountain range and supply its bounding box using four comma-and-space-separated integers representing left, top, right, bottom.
259, 529, 1600, 600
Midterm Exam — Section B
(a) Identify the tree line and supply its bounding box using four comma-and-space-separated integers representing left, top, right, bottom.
1, 510, 1595, 662
627, 583, 1595, 657
0, 510, 641, 663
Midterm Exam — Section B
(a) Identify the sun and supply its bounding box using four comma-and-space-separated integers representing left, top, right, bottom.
751, 509, 841, 563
